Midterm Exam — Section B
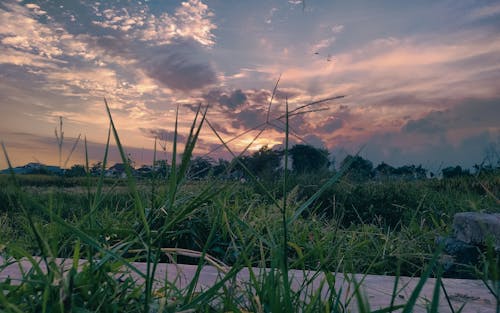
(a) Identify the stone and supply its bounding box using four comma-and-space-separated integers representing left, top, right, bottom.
453, 212, 500, 251
437, 236, 480, 278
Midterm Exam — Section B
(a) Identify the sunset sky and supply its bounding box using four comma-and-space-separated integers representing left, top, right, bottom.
1, 0, 499, 170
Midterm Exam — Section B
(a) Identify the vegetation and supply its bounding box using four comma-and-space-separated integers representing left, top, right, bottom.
0, 101, 499, 312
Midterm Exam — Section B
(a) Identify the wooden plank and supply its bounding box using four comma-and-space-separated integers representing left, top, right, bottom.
1, 256, 497, 312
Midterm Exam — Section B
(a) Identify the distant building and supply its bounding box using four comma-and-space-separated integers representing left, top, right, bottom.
105, 163, 131, 178
0, 162, 63, 175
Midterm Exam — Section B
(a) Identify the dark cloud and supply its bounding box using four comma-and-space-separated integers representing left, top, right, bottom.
373, 94, 450, 108
141, 42, 218, 91
203, 89, 247, 109
316, 116, 344, 133
303, 134, 326, 148
402, 110, 446, 134
203, 89, 273, 129
287, 113, 308, 133
445, 51, 500, 71
247, 89, 272, 105
308, 103, 352, 134
231, 108, 267, 129
274, 89, 301, 100
402, 98, 500, 134
361, 130, 500, 170
139, 128, 187, 143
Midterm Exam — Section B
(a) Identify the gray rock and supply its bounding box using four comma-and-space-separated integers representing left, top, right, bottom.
453, 212, 500, 251
437, 236, 480, 278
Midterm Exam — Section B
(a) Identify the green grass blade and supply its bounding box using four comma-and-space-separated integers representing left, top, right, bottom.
167, 105, 179, 208
103, 98, 149, 236
49, 211, 146, 279
93, 124, 111, 210
281, 97, 292, 312
288, 154, 355, 225
176, 104, 207, 186
401, 246, 443, 313
206, 119, 281, 209
429, 274, 442, 313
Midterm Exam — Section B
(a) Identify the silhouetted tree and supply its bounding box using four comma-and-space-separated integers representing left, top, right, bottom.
341, 155, 373, 181
394, 165, 427, 180
374, 162, 396, 179
153, 159, 169, 178
65, 164, 86, 177
188, 156, 213, 179
289, 144, 329, 174
90, 162, 103, 176
213, 158, 230, 177
442, 166, 470, 178
245, 145, 282, 179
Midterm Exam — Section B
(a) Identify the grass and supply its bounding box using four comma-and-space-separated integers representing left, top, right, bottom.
0, 99, 499, 312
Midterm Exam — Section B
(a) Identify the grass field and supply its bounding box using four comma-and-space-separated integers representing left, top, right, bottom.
0, 103, 499, 312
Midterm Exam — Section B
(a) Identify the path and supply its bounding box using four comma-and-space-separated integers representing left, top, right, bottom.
0, 256, 497, 312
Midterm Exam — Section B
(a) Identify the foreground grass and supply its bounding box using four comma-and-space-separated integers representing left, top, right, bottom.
0, 101, 498, 312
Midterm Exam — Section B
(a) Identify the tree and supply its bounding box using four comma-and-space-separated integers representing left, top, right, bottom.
289, 144, 329, 174
246, 145, 282, 179
341, 155, 373, 181
374, 162, 396, 176
394, 165, 427, 180
90, 162, 104, 176
188, 156, 213, 179
442, 166, 470, 178
153, 159, 169, 178
212, 158, 230, 177
66, 164, 86, 177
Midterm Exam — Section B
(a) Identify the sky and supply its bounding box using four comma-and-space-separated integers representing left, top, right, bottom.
1, 0, 499, 171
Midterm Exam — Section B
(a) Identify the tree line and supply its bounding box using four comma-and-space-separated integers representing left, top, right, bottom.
10, 143, 499, 181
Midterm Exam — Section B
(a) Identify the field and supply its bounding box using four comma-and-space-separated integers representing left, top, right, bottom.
0, 107, 499, 312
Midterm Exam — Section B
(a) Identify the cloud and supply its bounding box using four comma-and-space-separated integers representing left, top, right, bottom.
302, 134, 326, 148
311, 37, 336, 52
360, 130, 500, 170
468, 3, 500, 21
140, 41, 218, 91
203, 89, 248, 109
402, 111, 446, 134
331, 24, 344, 34
266, 8, 278, 24
309, 24, 344, 53
316, 116, 345, 133
1, 0, 218, 97
231, 108, 266, 129
274, 88, 302, 100
139, 128, 187, 143
0, 2, 63, 60
91, 0, 216, 47
402, 98, 500, 134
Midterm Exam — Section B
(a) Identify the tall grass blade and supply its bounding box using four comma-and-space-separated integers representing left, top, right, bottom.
103, 98, 148, 235
1, 142, 53, 271
62, 133, 81, 169
206, 119, 281, 209
266, 74, 281, 123
92, 124, 111, 210
176, 104, 208, 186
48, 211, 146, 279
430, 274, 442, 313
288, 154, 355, 225
401, 245, 443, 313
167, 105, 179, 209
281, 97, 293, 312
